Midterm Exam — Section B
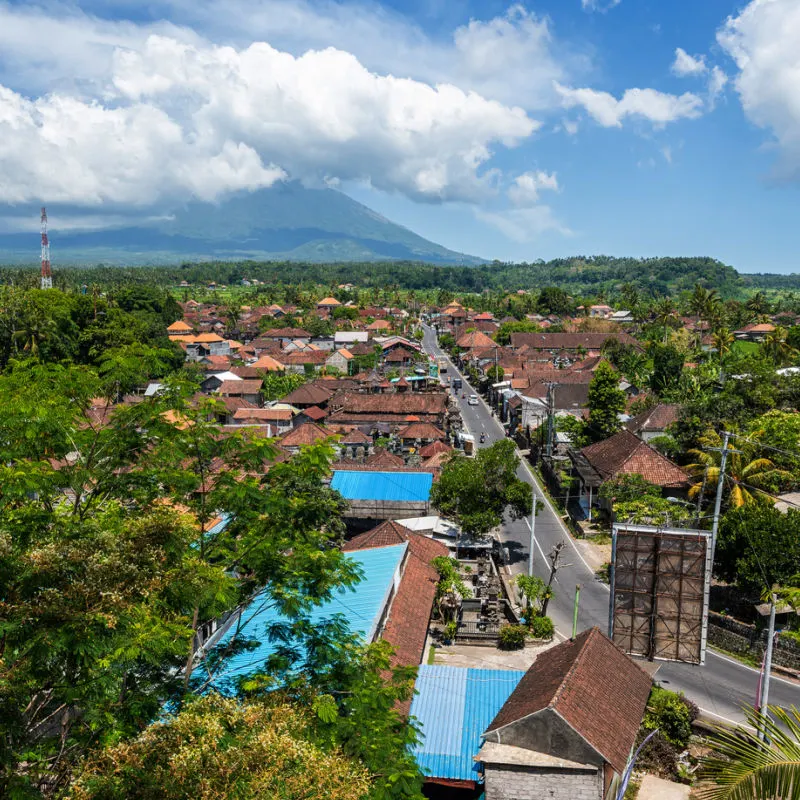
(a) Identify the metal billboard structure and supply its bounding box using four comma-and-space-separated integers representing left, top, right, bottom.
609, 524, 711, 665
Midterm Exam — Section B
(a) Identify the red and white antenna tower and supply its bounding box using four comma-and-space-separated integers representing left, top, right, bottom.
40, 207, 52, 290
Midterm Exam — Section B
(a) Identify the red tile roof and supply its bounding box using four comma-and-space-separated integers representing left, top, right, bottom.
301, 405, 328, 421
217, 379, 263, 395
456, 329, 496, 349
233, 407, 293, 422
281, 383, 334, 406
279, 422, 332, 448
486, 627, 652, 774
581, 429, 688, 487
261, 327, 311, 339
419, 440, 452, 458
340, 428, 372, 445
625, 403, 680, 435
365, 449, 405, 468
510, 332, 641, 352
344, 521, 448, 702
396, 422, 446, 441
280, 350, 329, 365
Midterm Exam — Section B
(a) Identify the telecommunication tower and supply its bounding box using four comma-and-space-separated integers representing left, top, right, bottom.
40, 207, 52, 290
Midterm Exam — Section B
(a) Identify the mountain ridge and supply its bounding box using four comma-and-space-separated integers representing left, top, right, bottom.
0, 182, 485, 266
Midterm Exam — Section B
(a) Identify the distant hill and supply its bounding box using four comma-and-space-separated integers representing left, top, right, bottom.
0, 182, 484, 266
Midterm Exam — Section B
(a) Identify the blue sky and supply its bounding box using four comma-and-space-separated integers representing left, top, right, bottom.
0, 0, 799, 272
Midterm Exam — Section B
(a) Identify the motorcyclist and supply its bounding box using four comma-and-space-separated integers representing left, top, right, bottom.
480, 433, 486, 443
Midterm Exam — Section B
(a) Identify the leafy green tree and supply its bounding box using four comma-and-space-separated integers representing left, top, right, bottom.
261, 371, 308, 401
68, 694, 371, 800
650, 343, 684, 395
536, 286, 572, 315
586, 360, 625, 441
762, 325, 797, 365
430, 439, 533, 536
515, 574, 551, 622
495, 320, 539, 346
716, 504, 800, 590
431, 557, 472, 623
486, 364, 505, 383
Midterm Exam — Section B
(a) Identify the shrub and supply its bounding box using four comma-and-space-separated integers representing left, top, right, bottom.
643, 686, 695, 749
443, 621, 458, 643
529, 616, 555, 640
498, 625, 527, 650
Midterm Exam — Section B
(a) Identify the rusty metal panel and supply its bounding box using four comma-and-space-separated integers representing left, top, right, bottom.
609, 524, 710, 665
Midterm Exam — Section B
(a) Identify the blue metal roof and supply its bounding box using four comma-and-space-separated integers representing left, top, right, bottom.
332, 470, 433, 502
410, 665, 525, 783
205, 543, 407, 694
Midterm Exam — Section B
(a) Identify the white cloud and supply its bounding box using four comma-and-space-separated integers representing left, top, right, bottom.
476, 205, 570, 242
671, 47, 707, 77
718, 0, 800, 179
508, 171, 559, 206
581, 0, 622, 12
0, 34, 536, 207
557, 83, 704, 127
707, 65, 728, 106
563, 119, 579, 135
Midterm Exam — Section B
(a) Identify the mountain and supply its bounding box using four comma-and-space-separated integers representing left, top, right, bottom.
0, 182, 484, 265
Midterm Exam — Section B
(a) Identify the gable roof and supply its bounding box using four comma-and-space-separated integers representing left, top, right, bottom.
340, 428, 372, 445
366, 449, 406, 468
279, 422, 332, 448
625, 403, 680, 435
396, 422, 446, 440
485, 627, 652, 774
419, 440, 452, 458
167, 320, 193, 332
261, 327, 312, 339
456, 329, 496, 349
318, 296, 342, 306
580, 429, 688, 487
251, 355, 285, 371
510, 332, 641, 352
281, 383, 334, 406
301, 405, 327, 421
216, 379, 262, 395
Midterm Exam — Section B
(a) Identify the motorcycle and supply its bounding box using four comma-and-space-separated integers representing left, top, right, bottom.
461, 392, 466, 399
480, 433, 486, 444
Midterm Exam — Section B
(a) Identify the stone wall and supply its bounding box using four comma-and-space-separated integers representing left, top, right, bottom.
484, 765, 603, 800
708, 612, 800, 671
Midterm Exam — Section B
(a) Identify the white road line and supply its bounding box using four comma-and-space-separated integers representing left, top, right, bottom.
707, 650, 800, 687
522, 517, 557, 567
697, 708, 748, 728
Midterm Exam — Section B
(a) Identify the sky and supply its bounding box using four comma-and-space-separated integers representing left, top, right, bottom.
0, 0, 799, 272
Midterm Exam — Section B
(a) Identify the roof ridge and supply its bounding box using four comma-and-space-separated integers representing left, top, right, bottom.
550, 628, 595, 708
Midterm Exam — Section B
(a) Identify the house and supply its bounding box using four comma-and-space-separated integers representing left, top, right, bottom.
334, 331, 369, 347
281, 383, 334, 409
232, 406, 294, 435
280, 350, 330, 374
297, 405, 328, 425
250, 354, 285, 372
331, 470, 433, 521
326, 391, 449, 430
197, 543, 410, 694
509, 333, 641, 363
384, 347, 416, 368
317, 296, 342, 310
279, 422, 332, 454
184, 333, 232, 361
396, 422, 446, 450
610, 309, 634, 324
343, 521, 448, 684
589, 304, 614, 318
479, 627, 652, 800
367, 319, 392, 333
326, 348, 354, 374
625, 403, 680, 442
338, 428, 373, 459
734, 322, 776, 342
569, 429, 689, 520
200, 371, 242, 394
456, 329, 496, 351
217, 379, 263, 406
260, 328, 312, 347
167, 320, 193, 334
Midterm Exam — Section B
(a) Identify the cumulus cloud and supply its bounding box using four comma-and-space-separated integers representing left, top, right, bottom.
556, 83, 704, 127
671, 47, 707, 77
718, 0, 800, 178
508, 171, 559, 206
476, 205, 570, 242
0, 34, 537, 207
581, 0, 622, 12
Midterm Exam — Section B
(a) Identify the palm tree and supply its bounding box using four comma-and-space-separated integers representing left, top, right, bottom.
762, 325, 796, 365
687, 429, 792, 507
746, 291, 771, 318
700, 704, 800, 800
654, 297, 675, 343
713, 327, 734, 361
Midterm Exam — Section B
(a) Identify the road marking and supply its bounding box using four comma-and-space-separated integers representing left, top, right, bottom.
707, 650, 800, 688
697, 708, 747, 727
522, 517, 558, 569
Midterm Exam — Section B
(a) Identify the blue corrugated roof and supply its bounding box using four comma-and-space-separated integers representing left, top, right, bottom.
332, 470, 433, 502
410, 665, 525, 782
204, 543, 407, 694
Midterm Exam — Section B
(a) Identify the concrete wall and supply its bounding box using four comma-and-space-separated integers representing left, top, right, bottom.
709, 612, 800, 671
483, 709, 603, 769
484, 764, 603, 800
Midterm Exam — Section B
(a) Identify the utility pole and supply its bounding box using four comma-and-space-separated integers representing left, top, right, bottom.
709, 431, 737, 562
540, 542, 569, 617
545, 383, 556, 459
529, 492, 537, 576
757, 592, 777, 741
572, 584, 581, 640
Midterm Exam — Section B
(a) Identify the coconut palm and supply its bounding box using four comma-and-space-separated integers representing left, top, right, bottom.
762, 325, 797, 366
687, 429, 792, 507
746, 291, 771, 318
713, 327, 735, 361
700, 704, 800, 800
654, 297, 675, 343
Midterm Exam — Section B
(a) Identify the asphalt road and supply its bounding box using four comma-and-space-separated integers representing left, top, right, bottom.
422, 323, 800, 724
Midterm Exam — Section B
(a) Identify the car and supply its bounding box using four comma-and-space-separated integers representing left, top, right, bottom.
468, 394, 479, 405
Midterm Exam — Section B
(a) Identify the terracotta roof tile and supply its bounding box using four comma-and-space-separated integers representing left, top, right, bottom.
581, 429, 688, 487
279, 422, 332, 448
486, 627, 652, 774
397, 422, 446, 440
217, 379, 263, 395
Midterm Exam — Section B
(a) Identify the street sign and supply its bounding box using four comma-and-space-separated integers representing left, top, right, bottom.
609, 524, 711, 665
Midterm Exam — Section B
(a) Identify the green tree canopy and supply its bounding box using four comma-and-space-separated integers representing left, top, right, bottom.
430, 439, 533, 536
586, 360, 626, 441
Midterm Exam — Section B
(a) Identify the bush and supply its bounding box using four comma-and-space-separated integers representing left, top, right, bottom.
443, 621, 458, 643
529, 616, 555, 640
498, 625, 527, 650
643, 686, 696, 749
